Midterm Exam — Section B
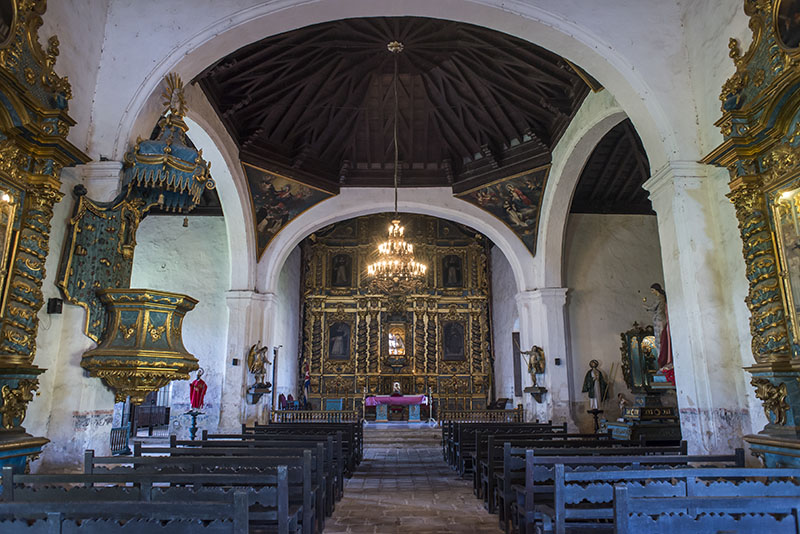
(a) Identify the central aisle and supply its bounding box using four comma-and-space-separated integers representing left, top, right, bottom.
327, 424, 502, 534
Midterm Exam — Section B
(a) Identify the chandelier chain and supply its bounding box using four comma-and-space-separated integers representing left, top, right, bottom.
392, 42, 400, 215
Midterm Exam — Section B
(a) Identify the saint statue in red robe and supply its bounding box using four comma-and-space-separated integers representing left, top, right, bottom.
189, 368, 207, 409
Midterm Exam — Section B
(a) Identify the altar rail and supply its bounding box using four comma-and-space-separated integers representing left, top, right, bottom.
439, 405, 524, 423
271, 409, 361, 423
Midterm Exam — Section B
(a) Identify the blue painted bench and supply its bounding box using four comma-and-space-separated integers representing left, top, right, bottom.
512, 448, 744, 534
86, 448, 320, 534
544, 465, 800, 534
496, 441, 688, 532
614, 484, 800, 534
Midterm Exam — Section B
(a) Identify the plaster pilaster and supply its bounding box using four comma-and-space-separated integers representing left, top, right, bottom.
219, 290, 275, 430
644, 161, 750, 454
75, 161, 123, 202
516, 288, 573, 426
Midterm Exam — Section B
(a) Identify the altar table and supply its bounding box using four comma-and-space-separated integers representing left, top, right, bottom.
365, 395, 428, 422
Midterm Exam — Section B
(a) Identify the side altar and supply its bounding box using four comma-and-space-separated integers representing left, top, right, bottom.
365, 395, 429, 422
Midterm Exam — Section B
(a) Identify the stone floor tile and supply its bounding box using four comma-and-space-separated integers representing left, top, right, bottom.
327, 424, 502, 533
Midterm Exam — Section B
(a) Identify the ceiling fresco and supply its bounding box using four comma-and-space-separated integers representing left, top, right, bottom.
456, 166, 549, 256
244, 163, 335, 257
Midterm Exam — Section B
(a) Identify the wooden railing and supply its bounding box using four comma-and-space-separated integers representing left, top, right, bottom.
270, 409, 361, 423
438, 404, 524, 423
109, 423, 131, 455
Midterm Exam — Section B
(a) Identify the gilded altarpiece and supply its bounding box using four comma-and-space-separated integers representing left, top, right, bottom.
300, 214, 493, 413
0, 0, 89, 469
704, 0, 800, 466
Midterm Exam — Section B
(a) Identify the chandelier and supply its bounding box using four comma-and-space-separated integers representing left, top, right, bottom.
366, 41, 428, 292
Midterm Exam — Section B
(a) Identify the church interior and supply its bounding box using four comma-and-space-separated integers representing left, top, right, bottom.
2, 0, 800, 532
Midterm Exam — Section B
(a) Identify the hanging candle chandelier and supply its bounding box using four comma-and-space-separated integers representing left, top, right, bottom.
366, 41, 428, 293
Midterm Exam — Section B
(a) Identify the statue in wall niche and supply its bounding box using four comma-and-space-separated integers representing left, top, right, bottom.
642, 283, 675, 384
582, 360, 608, 409
189, 368, 208, 409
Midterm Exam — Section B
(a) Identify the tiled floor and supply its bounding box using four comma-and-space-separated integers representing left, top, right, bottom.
326, 423, 502, 534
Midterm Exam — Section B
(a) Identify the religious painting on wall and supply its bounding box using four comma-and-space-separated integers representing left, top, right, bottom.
0, 0, 14, 46
388, 324, 406, 356
328, 321, 351, 360
330, 253, 352, 287
455, 166, 549, 256
243, 163, 335, 258
771, 184, 800, 347
442, 255, 463, 287
442, 321, 465, 361
777, 0, 800, 49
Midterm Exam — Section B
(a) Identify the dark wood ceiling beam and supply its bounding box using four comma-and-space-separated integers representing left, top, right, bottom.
419, 74, 479, 159
446, 57, 519, 143
586, 133, 628, 200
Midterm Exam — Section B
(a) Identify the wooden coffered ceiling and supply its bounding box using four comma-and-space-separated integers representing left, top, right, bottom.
570, 119, 653, 215
196, 17, 592, 193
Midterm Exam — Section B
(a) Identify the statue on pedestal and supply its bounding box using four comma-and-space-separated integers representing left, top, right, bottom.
582, 360, 608, 409
643, 283, 674, 384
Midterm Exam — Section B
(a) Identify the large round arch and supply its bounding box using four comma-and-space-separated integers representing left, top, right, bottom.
256, 187, 537, 294
535, 90, 628, 288
92, 0, 690, 176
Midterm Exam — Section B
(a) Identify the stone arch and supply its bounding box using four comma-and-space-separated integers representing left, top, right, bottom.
535, 90, 629, 287
256, 187, 536, 294
182, 111, 256, 292
94, 0, 688, 178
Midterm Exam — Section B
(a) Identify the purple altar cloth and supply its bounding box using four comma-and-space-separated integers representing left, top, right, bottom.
365, 395, 427, 407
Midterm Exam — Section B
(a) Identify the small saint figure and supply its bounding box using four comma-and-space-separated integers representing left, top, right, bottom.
189, 368, 207, 409
643, 283, 674, 384
520, 345, 546, 387
247, 341, 271, 383
391, 381, 402, 397
582, 359, 608, 409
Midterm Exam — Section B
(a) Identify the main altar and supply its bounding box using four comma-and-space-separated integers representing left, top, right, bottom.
298, 214, 494, 416
365, 395, 429, 422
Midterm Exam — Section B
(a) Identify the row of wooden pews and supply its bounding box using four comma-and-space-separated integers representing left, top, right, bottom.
445, 418, 800, 533
0, 418, 363, 534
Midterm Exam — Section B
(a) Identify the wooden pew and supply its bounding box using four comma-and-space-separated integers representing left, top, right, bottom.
0, 468, 298, 533
186, 434, 344, 500
0, 498, 250, 534
495, 441, 688, 532
445, 422, 565, 469
461, 425, 572, 477
613, 485, 800, 534
485, 436, 660, 517
86, 448, 321, 534
514, 448, 744, 534
244, 423, 363, 470
251, 421, 364, 464
547, 465, 800, 534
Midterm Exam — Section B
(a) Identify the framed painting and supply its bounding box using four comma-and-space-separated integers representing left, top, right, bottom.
442, 321, 466, 361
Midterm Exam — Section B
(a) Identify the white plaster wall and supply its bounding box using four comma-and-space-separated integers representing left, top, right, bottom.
491, 245, 519, 403
131, 215, 230, 438
273, 246, 301, 401
564, 214, 665, 431
681, 0, 765, 435
40, 0, 111, 154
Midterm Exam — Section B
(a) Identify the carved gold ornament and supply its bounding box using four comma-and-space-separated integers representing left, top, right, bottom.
752, 377, 789, 425
0, 378, 38, 429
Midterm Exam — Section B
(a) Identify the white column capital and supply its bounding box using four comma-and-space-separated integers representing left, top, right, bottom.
643, 160, 710, 201
515, 287, 568, 309
74, 161, 123, 202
